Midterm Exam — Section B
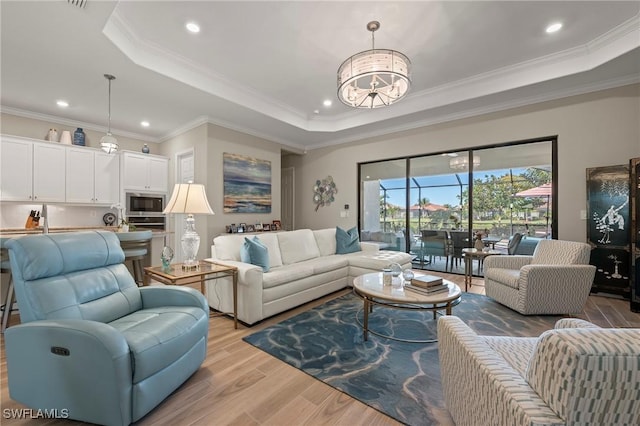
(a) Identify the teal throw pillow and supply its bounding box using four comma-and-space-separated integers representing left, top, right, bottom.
242, 236, 270, 272
336, 226, 361, 254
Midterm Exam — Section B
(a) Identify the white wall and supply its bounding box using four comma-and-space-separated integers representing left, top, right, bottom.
159, 122, 282, 259
283, 84, 640, 243
205, 123, 282, 240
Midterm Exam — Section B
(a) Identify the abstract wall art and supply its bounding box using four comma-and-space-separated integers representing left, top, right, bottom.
223, 152, 271, 213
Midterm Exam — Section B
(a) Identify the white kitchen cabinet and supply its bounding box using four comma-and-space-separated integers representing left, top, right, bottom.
32, 143, 66, 203
122, 152, 168, 193
66, 148, 119, 204
0, 136, 65, 202
0, 137, 33, 201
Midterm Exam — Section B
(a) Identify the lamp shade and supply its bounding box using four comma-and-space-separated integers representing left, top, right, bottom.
163, 183, 214, 215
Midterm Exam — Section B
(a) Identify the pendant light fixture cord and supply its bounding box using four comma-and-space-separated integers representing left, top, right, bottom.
104, 74, 116, 134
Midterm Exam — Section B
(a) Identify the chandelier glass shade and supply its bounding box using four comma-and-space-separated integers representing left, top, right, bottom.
337, 21, 411, 109
100, 74, 119, 154
450, 156, 481, 170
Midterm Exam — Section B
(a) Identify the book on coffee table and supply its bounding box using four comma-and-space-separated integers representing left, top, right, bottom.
411, 274, 443, 288
405, 283, 449, 295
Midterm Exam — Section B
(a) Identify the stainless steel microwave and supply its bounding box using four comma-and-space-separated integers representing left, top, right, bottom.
127, 193, 164, 214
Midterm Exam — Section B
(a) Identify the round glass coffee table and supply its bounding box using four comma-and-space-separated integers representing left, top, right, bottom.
352, 272, 462, 343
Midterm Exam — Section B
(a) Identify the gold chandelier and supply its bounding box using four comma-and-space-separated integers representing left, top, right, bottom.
337, 21, 411, 109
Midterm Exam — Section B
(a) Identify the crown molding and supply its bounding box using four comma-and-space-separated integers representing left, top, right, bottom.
104, 8, 309, 128
304, 74, 640, 151
315, 14, 640, 131
0, 106, 158, 143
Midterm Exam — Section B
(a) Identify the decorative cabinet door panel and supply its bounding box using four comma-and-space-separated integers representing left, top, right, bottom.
0, 138, 33, 201
32, 143, 66, 203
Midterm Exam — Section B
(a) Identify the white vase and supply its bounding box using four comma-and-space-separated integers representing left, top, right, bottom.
47, 128, 58, 142
60, 130, 72, 145
474, 239, 484, 250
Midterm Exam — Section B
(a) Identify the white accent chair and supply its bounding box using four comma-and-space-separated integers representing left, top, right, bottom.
483, 239, 596, 315
438, 317, 640, 426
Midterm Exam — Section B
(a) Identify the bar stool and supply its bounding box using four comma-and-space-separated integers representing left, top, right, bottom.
116, 231, 153, 286
1, 238, 16, 333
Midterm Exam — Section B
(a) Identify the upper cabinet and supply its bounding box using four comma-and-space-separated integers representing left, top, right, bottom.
66, 148, 120, 205
1, 136, 65, 203
122, 152, 168, 193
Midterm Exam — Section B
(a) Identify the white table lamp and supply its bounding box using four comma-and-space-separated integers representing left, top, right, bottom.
163, 182, 214, 270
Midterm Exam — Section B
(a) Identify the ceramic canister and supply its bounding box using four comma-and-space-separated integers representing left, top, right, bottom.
60, 130, 72, 144
47, 128, 58, 142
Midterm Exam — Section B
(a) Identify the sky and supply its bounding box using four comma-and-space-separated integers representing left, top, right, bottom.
380, 168, 528, 208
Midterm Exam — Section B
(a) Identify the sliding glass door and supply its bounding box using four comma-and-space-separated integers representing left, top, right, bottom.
358, 137, 556, 276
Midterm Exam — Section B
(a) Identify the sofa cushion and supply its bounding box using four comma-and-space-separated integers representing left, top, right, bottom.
298, 255, 349, 275
257, 233, 283, 268
484, 268, 521, 289
347, 251, 411, 269
336, 226, 361, 254
277, 229, 320, 265
241, 236, 270, 272
262, 264, 314, 288
313, 228, 337, 257
109, 306, 208, 383
214, 233, 283, 267
213, 234, 245, 261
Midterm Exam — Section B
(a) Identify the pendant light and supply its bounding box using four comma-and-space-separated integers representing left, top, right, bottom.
100, 74, 118, 154
337, 21, 411, 109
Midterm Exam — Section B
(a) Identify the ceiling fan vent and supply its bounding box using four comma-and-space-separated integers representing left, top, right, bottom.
67, 0, 86, 9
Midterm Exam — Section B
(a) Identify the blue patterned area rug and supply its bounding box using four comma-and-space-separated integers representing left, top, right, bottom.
243, 292, 563, 425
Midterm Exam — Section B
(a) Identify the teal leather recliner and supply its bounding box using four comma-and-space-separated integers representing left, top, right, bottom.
5, 231, 209, 425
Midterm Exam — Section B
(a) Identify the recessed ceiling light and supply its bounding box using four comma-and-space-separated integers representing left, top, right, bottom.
56, 100, 69, 107
186, 21, 200, 33
323, 100, 332, 107
546, 22, 563, 33
140, 121, 150, 127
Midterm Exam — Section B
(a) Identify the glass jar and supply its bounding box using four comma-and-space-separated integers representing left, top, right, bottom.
382, 268, 392, 285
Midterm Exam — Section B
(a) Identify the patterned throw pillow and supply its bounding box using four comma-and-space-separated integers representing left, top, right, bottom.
240, 236, 270, 272
336, 226, 361, 254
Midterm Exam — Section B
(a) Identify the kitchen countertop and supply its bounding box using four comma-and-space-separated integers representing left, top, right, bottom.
0, 227, 172, 237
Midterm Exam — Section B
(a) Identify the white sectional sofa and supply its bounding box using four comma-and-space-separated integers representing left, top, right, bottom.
205, 228, 413, 325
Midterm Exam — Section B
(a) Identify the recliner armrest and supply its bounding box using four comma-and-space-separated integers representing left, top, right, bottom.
5, 319, 133, 426
140, 286, 208, 311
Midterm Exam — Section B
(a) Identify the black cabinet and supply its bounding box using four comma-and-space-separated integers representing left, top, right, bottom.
631, 158, 640, 312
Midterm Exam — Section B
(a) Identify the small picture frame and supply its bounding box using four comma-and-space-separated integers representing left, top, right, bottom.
263, 223, 271, 231
247, 224, 255, 233
225, 225, 232, 233
272, 220, 282, 231
255, 223, 263, 231
230, 224, 238, 233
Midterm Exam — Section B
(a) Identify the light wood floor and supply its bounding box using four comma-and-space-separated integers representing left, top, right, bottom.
1, 275, 639, 425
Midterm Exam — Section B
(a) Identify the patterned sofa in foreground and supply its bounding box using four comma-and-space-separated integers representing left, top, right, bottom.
438, 316, 640, 426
